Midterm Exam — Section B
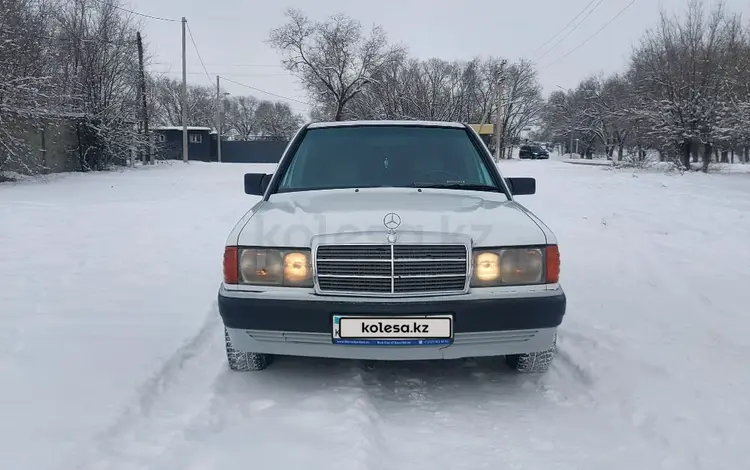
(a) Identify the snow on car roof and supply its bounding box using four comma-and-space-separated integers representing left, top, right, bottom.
307, 120, 466, 129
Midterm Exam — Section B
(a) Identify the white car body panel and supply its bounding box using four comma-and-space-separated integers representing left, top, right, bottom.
232, 188, 548, 248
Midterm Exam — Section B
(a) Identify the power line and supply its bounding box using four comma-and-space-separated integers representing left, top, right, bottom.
218, 75, 312, 106
150, 70, 292, 78
536, 0, 608, 60
199, 63, 284, 68
542, 0, 637, 70
89, 0, 177, 22
531, 0, 600, 54
185, 21, 214, 88
151, 62, 285, 68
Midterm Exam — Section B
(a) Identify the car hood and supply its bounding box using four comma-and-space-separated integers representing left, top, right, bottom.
234, 187, 548, 247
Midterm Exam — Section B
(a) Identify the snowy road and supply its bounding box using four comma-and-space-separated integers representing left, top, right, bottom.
1, 160, 749, 470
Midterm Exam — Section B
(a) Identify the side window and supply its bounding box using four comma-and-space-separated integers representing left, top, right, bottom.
189, 133, 202, 144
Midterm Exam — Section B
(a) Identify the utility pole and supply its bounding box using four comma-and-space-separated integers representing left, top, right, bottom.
181, 17, 188, 163
569, 131, 574, 158
136, 32, 151, 165
494, 60, 506, 162
216, 75, 222, 163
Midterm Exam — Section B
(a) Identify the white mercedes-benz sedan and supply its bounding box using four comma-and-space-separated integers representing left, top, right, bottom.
218, 120, 565, 373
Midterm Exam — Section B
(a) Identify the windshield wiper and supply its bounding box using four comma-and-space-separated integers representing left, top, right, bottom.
410, 182, 500, 192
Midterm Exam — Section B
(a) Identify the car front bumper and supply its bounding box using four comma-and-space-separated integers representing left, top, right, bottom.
218, 285, 566, 361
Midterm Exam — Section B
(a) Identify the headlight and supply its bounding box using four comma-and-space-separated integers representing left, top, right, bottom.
235, 248, 313, 287
471, 247, 556, 287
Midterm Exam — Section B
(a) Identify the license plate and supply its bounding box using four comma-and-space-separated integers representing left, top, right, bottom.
332, 315, 453, 346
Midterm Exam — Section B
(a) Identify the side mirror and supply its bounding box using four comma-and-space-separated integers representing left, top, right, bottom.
506, 177, 536, 196
244, 173, 272, 195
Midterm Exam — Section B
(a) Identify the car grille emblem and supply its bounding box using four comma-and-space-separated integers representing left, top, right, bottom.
383, 212, 401, 231
383, 212, 401, 243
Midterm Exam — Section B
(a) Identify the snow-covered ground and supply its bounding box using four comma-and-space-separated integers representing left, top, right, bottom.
1, 159, 749, 470
554, 151, 750, 173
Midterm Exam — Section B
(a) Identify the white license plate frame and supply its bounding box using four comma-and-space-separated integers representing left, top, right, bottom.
331, 315, 454, 346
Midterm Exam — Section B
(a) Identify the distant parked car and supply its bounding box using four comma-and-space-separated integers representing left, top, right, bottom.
519, 144, 549, 159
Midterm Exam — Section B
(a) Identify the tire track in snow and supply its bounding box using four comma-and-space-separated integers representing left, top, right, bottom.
153, 361, 393, 470
72, 304, 224, 470
350, 358, 580, 469
72, 321, 599, 470
87, 354, 394, 470
353, 355, 682, 469
553, 330, 597, 388
552, 323, 683, 463
356, 352, 596, 415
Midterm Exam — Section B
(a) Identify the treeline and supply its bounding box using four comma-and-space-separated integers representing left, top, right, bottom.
268, 2, 750, 170
268, 9, 545, 157
0, 0, 303, 176
536, 0, 750, 170
4, 0, 748, 176
148, 77, 303, 141
1, 0, 143, 173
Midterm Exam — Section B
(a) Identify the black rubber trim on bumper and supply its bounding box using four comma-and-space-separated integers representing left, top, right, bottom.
218, 290, 566, 334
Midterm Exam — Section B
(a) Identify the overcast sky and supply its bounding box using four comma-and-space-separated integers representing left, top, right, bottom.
132, 0, 749, 118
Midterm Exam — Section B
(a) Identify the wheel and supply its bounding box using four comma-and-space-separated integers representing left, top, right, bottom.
505, 332, 556, 373
224, 327, 273, 371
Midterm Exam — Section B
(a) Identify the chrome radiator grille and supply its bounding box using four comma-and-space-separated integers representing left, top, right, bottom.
315, 244, 469, 295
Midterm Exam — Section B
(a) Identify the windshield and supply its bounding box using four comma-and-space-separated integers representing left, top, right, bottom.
275, 125, 502, 195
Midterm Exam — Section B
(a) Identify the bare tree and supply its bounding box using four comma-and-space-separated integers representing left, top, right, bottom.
148, 76, 305, 141
538, 0, 750, 170
254, 100, 303, 140
51, 0, 150, 170
0, 0, 59, 175
499, 59, 545, 157
149, 76, 216, 128
268, 9, 404, 121
266, 11, 544, 145
224, 95, 259, 140
345, 55, 515, 129
629, 0, 747, 171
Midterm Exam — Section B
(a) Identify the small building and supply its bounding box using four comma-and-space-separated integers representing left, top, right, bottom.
2, 110, 86, 175
153, 126, 215, 162
151, 126, 292, 164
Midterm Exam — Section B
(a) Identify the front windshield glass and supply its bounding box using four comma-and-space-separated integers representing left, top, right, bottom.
275, 125, 501, 194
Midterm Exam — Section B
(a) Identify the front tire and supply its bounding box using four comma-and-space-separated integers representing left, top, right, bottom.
505, 332, 556, 373
224, 327, 273, 371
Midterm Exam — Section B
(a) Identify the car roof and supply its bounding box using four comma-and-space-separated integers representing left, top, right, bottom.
306, 120, 466, 130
